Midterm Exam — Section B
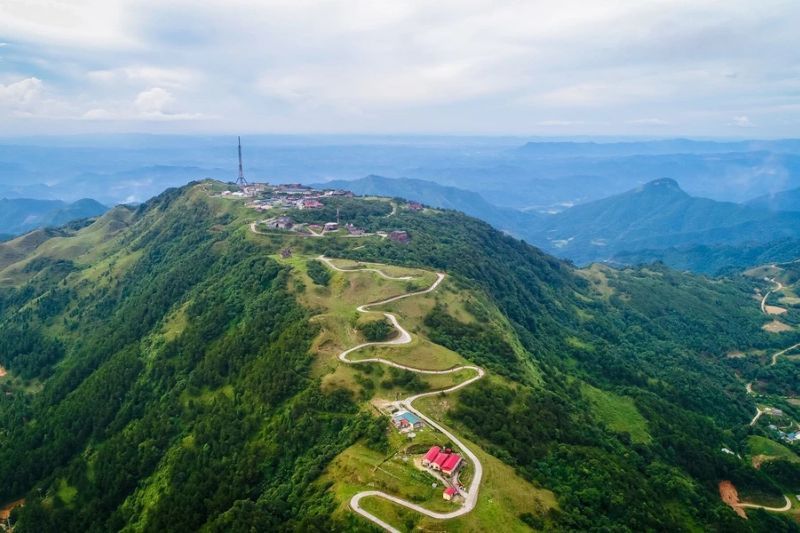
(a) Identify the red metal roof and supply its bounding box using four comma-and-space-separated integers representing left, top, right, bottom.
444, 486, 458, 496
424, 446, 441, 462
433, 452, 449, 467
441, 454, 462, 472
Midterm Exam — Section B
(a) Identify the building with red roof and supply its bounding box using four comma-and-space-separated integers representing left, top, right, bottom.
443, 486, 458, 501
422, 446, 441, 467
441, 454, 462, 476
431, 452, 449, 471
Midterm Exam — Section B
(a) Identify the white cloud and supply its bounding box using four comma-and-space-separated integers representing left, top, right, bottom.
88, 66, 199, 88
0, 77, 43, 107
628, 118, 669, 126
1, 0, 799, 134
731, 115, 756, 128
135, 87, 173, 114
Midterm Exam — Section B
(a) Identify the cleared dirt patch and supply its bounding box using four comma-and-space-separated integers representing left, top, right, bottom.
719, 480, 747, 519
763, 320, 793, 333
0, 365, 6, 377
0, 498, 24, 520
765, 305, 787, 315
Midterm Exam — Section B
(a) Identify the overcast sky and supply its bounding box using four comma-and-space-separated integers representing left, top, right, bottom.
1, 0, 798, 137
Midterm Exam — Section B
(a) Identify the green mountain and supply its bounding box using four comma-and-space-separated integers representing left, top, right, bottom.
0, 197, 108, 236
0, 181, 797, 532
530, 178, 800, 264
312, 175, 536, 234
613, 239, 800, 275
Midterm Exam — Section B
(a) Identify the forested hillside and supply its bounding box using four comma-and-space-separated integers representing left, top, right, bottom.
0, 181, 797, 531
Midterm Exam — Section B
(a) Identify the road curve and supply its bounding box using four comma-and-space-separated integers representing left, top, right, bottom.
319, 255, 485, 531
760, 278, 784, 315
739, 495, 792, 512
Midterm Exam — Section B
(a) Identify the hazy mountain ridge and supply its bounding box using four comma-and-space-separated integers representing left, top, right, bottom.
0, 197, 108, 236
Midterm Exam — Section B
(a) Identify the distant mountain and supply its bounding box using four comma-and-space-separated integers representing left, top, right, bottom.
747, 187, 800, 212
311, 175, 537, 234
527, 178, 800, 263
0, 197, 108, 236
612, 238, 800, 275
515, 139, 800, 157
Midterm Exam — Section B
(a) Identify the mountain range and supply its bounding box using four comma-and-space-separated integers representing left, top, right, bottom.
320, 175, 800, 271
0, 197, 108, 236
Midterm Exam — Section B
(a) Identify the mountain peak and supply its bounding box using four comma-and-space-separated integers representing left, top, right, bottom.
638, 178, 685, 195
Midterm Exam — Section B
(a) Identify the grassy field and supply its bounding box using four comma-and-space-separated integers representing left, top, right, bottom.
272, 251, 557, 531
747, 435, 800, 463
581, 384, 651, 444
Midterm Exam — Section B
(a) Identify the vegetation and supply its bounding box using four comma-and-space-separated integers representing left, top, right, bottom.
358, 317, 394, 341
1, 181, 799, 531
305, 258, 331, 286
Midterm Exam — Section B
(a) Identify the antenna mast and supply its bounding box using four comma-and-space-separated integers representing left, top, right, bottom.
236, 136, 248, 187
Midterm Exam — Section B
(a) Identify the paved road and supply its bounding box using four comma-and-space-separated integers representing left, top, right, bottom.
760, 278, 784, 314
739, 495, 792, 512
320, 256, 485, 531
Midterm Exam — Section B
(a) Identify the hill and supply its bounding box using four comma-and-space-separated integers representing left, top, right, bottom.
0, 197, 108, 236
311, 175, 536, 233
0, 181, 796, 531
612, 239, 800, 275
528, 178, 800, 264
748, 187, 800, 212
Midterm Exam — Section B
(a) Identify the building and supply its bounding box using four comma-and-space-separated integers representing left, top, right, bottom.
441, 454, 463, 476
431, 452, 450, 471
443, 487, 458, 501
388, 230, 410, 243
392, 410, 423, 431
346, 223, 365, 235
408, 202, 423, 211
323, 222, 339, 232
266, 216, 294, 230
300, 199, 324, 209
422, 446, 441, 467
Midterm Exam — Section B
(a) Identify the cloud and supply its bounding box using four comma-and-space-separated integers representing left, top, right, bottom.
135, 87, 173, 114
627, 118, 669, 126
82, 87, 204, 121
730, 115, 756, 128
1, 0, 799, 134
88, 66, 199, 88
0, 77, 43, 107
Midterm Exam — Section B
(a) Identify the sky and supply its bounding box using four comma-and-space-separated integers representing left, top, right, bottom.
0, 0, 799, 137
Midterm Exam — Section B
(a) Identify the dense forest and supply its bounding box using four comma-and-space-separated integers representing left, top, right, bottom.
0, 183, 797, 531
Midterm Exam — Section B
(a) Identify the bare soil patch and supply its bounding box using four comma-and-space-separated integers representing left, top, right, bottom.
0, 498, 24, 520
719, 481, 747, 519
763, 320, 793, 333
0, 365, 6, 377
765, 305, 788, 315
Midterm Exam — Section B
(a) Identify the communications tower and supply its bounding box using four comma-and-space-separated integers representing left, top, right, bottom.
235, 136, 248, 187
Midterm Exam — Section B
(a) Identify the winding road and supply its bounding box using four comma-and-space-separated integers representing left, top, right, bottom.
738, 495, 793, 512
318, 255, 485, 532
760, 278, 784, 315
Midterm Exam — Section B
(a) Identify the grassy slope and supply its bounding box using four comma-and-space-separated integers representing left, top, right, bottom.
274, 251, 556, 531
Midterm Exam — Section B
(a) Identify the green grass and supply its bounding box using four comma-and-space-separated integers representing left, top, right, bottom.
56, 477, 78, 506
582, 384, 651, 444
747, 436, 800, 462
